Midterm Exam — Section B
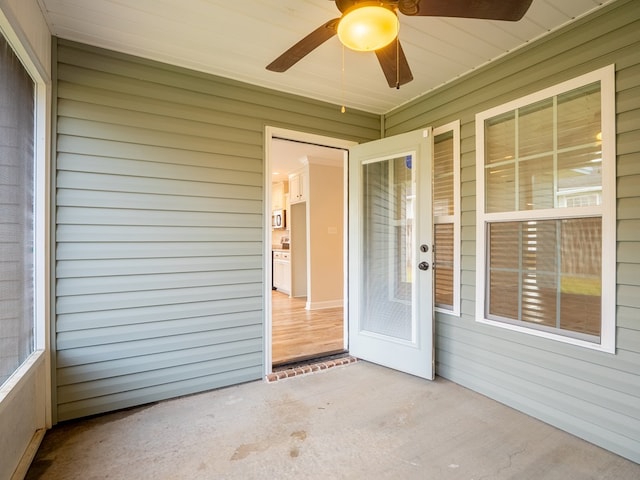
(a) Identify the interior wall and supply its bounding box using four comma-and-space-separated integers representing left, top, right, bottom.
290, 202, 308, 298
308, 162, 344, 308
384, 0, 640, 463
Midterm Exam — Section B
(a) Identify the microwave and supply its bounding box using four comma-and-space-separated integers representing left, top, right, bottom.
272, 209, 286, 229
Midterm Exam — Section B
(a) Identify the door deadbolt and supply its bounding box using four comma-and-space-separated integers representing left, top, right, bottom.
420, 244, 429, 253
418, 261, 430, 271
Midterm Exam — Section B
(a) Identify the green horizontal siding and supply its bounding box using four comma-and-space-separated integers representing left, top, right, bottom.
53, 38, 379, 421
56, 366, 262, 421
385, 0, 640, 464
57, 298, 263, 333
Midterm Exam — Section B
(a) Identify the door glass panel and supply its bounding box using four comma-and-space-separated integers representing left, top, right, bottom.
361, 155, 414, 341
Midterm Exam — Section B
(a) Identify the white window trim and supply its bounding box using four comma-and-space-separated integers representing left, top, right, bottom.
434, 120, 461, 317
475, 65, 616, 353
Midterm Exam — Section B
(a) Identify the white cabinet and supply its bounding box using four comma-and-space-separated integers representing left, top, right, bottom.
273, 250, 291, 295
288, 169, 307, 204
272, 181, 287, 210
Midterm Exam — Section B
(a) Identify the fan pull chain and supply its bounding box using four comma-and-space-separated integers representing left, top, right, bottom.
395, 16, 400, 89
341, 44, 346, 113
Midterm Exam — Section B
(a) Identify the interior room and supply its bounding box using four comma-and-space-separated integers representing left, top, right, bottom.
269, 138, 347, 366
1, 0, 639, 478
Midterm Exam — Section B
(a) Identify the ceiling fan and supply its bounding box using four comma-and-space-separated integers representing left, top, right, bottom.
266, 0, 534, 88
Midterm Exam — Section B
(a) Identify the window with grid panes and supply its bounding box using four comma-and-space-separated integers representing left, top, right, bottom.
475, 66, 615, 352
433, 122, 460, 315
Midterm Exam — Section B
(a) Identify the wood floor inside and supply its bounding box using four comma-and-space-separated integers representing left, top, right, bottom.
271, 290, 345, 366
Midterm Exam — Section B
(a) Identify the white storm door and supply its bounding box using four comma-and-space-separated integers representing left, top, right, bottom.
348, 129, 434, 379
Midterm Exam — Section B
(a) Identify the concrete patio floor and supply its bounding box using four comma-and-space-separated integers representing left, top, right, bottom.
26, 361, 639, 479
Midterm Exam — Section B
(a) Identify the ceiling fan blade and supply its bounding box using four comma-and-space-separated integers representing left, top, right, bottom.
399, 0, 534, 21
266, 18, 340, 72
375, 40, 413, 88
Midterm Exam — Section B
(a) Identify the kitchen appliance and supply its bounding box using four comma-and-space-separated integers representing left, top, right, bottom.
272, 209, 286, 229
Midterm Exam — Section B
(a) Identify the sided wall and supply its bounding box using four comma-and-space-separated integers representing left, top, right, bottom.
384, 0, 640, 463
53, 38, 379, 421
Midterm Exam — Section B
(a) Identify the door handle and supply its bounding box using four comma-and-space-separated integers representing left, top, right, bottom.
418, 261, 430, 271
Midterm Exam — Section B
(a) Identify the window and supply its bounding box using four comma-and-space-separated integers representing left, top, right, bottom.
0, 33, 36, 386
475, 66, 616, 352
433, 121, 460, 315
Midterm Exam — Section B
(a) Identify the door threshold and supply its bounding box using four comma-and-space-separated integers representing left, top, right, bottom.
266, 353, 357, 383
272, 350, 347, 371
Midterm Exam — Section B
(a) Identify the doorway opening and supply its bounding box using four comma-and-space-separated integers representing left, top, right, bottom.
264, 128, 357, 374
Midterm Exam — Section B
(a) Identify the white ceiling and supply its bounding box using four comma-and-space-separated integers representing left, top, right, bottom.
270, 138, 346, 182
37, 0, 614, 115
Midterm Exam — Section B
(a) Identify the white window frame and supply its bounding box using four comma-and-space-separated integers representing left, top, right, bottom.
434, 121, 460, 317
475, 65, 616, 353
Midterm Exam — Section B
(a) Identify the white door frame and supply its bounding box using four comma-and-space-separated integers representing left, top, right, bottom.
263, 126, 357, 376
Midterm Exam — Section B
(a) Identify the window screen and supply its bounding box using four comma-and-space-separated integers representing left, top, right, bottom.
0, 34, 35, 386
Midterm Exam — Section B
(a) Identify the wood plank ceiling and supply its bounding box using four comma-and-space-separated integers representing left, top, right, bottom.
37, 0, 614, 114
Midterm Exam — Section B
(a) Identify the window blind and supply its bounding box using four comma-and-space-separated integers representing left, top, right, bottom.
433, 132, 454, 217
434, 223, 454, 309
487, 218, 601, 339
433, 130, 455, 310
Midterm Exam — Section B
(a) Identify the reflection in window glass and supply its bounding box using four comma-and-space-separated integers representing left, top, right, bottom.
486, 112, 515, 164
485, 82, 602, 214
557, 83, 601, 149
486, 163, 515, 213
487, 218, 601, 340
518, 99, 553, 158
519, 156, 554, 210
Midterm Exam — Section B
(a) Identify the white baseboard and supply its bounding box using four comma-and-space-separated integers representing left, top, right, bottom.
11, 428, 45, 480
305, 299, 343, 310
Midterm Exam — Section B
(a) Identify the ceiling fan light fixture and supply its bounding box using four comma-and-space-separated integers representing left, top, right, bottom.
337, 5, 398, 52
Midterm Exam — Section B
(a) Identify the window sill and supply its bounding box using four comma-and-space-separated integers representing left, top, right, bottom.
0, 350, 46, 406
476, 317, 615, 354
